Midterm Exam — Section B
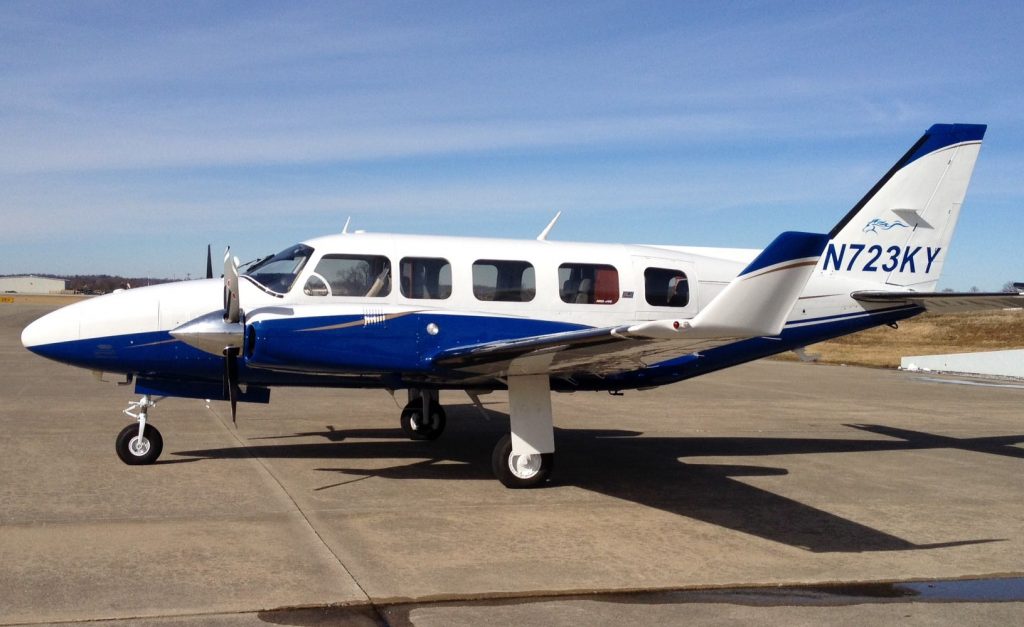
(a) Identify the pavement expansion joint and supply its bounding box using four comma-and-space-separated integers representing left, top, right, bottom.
207, 404, 375, 605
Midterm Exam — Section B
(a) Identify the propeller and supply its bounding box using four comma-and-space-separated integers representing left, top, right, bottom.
168, 247, 245, 423
222, 248, 242, 423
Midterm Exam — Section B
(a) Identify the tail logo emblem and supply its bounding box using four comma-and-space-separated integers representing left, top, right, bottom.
863, 218, 908, 234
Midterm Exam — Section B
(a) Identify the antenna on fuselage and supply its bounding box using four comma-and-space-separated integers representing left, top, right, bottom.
342, 217, 352, 234
536, 211, 562, 241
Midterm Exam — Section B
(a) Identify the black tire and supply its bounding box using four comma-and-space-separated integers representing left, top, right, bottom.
491, 434, 553, 489
400, 403, 446, 440
115, 423, 163, 465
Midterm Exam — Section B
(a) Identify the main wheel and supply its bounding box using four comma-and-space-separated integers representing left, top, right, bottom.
491, 434, 553, 488
400, 403, 446, 440
115, 423, 163, 465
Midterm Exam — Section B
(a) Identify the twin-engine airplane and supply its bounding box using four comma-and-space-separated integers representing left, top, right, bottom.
22, 123, 1023, 487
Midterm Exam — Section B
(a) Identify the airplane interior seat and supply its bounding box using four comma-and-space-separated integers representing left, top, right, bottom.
575, 278, 592, 304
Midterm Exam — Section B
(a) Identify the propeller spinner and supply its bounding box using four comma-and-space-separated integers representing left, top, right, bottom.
170, 246, 245, 423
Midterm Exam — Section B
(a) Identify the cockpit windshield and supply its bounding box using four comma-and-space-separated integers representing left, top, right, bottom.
243, 244, 313, 294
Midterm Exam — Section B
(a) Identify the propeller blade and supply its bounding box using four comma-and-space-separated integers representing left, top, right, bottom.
223, 346, 240, 424
223, 247, 241, 323
221, 247, 243, 424
206, 244, 213, 280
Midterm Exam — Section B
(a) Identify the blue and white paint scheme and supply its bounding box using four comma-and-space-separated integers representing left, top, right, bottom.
21, 123, 1022, 487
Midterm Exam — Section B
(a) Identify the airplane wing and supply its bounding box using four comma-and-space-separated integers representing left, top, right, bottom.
851, 290, 1024, 314
434, 321, 741, 377
433, 231, 829, 378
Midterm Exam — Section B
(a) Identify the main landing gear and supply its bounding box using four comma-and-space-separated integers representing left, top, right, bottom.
116, 395, 164, 465
402, 379, 557, 488
400, 390, 446, 440
491, 433, 553, 489
490, 375, 555, 488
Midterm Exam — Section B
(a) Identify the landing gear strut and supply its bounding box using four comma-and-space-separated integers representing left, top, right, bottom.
116, 395, 164, 465
400, 390, 446, 440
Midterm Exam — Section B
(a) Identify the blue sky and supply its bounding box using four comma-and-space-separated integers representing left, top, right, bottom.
1, 1, 1021, 289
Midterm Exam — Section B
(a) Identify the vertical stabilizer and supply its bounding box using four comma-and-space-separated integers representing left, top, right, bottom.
820, 124, 986, 291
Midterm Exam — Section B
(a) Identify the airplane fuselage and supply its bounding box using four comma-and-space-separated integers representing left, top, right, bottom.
22, 231, 919, 396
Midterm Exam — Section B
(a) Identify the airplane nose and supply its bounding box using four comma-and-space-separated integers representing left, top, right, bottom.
21, 307, 77, 352
21, 317, 40, 349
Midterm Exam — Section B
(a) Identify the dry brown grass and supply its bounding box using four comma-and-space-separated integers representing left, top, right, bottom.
775, 309, 1024, 368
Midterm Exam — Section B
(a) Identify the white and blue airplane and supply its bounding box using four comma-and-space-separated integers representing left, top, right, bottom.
22, 123, 1022, 488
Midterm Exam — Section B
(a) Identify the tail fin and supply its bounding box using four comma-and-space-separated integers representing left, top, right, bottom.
688, 231, 829, 337
821, 123, 986, 291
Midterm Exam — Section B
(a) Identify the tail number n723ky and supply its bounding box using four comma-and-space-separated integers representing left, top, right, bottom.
823, 244, 941, 273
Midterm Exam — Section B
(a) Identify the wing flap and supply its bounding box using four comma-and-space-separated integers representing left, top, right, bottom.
852, 290, 1024, 314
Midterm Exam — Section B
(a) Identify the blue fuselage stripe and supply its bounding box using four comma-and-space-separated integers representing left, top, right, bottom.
25, 305, 924, 394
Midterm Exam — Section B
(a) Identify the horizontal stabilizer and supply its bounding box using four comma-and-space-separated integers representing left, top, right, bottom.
852, 290, 1024, 314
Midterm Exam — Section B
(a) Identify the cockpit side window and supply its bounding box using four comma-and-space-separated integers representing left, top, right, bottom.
244, 244, 313, 294
308, 254, 391, 297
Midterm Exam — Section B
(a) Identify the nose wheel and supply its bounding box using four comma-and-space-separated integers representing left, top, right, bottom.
116, 395, 164, 465
115, 423, 163, 465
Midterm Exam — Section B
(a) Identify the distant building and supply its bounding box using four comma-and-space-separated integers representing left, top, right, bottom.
0, 276, 66, 294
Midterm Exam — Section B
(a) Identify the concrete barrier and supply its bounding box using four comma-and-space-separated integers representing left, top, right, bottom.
902, 349, 1024, 378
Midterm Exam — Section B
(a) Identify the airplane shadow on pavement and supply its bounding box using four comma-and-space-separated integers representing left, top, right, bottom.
175, 405, 1019, 554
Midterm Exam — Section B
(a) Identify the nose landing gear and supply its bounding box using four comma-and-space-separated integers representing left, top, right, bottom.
116, 395, 164, 465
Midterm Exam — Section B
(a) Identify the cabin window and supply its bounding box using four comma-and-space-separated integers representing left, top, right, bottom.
400, 257, 452, 299
307, 254, 391, 297
644, 267, 689, 307
558, 263, 619, 304
472, 259, 535, 302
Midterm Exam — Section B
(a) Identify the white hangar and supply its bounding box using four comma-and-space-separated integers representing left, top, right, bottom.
0, 276, 66, 294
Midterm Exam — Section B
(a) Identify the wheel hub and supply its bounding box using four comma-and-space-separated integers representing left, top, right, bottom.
411, 413, 440, 432
129, 436, 151, 456
509, 452, 541, 479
